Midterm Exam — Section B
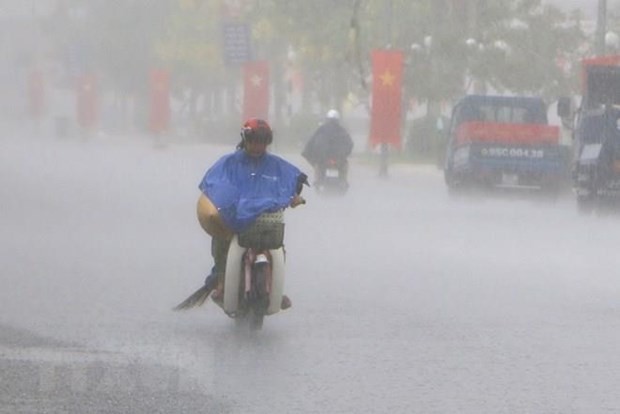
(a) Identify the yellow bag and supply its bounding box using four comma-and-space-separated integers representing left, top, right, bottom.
196, 194, 232, 240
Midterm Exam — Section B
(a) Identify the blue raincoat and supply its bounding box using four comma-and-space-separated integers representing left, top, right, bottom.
199, 150, 304, 233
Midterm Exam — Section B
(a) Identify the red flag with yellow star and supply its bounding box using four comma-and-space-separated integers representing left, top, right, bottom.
369, 49, 404, 149
149, 69, 170, 134
243, 60, 270, 121
28, 70, 46, 120
76, 73, 98, 129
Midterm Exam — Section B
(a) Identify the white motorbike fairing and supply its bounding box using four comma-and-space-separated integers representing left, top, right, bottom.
223, 235, 285, 316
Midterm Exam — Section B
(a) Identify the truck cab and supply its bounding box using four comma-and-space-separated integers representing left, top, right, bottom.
444, 94, 564, 195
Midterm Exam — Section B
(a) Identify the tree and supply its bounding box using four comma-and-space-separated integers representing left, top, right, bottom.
481, 0, 585, 99
154, 0, 231, 127
44, 0, 588, 137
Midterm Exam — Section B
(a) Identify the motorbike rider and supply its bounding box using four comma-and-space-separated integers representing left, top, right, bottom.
302, 109, 354, 185
192, 118, 307, 310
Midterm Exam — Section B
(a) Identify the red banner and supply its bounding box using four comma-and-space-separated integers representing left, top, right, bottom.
242, 60, 269, 121
28, 70, 45, 119
149, 69, 170, 134
456, 121, 560, 146
76, 73, 98, 129
369, 49, 404, 149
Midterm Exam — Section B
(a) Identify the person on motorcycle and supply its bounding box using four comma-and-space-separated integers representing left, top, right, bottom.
179, 118, 307, 311
301, 109, 354, 185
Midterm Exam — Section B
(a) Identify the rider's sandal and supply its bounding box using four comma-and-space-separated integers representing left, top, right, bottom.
280, 295, 292, 310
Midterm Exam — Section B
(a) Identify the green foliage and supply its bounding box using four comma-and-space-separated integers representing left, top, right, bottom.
47, 0, 588, 132
86, 0, 171, 94
193, 114, 240, 146
277, 112, 321, 151
405, 115, 449, 164
155, 1, 227, 91
483, 0, 586, 99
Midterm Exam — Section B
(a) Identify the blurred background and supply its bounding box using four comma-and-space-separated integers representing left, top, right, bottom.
0, 0, 616, 159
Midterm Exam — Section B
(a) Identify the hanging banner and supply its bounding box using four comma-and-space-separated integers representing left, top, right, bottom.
28, 70, 46, 120
242, 60, 269, 121
149, 69, 170, 134
222, 22, 252, 65
369, 49, 404, 149
76, 73, 98, 129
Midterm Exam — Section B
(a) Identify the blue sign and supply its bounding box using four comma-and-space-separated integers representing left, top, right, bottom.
222, 22, 252, 65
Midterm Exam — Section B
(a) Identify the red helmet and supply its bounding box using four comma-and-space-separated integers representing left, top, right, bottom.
241, 118, 273, 145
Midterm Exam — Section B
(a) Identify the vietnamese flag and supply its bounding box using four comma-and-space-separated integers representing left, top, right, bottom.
149, 69, 171, 134
76, 73, 98, 129
243, 60, 270, 121
369, 49, 404, 149
149, 69, 170, 134
28, 70, 45, 119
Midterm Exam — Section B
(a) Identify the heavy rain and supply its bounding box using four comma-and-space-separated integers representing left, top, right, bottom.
2, 1, 620, 413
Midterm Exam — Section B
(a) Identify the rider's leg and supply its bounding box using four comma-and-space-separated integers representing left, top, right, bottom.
207, 235, 230, 306
212, 236, 230, 283
204, 235, 229, 286
197, 193, 232, 291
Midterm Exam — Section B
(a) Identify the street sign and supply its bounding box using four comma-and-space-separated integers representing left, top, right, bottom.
222, 22, 252, 65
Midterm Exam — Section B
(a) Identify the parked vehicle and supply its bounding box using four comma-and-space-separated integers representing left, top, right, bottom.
444, 95, 566, 196
559, 55, 620, 213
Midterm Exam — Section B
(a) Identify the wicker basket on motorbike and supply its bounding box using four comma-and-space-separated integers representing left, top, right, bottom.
238, 211, 285, 250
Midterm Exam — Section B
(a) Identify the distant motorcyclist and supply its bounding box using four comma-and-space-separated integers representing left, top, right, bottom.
302, 109, 354, 185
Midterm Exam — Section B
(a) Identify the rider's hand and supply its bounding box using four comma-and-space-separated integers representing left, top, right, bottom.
290, 194, 306, 208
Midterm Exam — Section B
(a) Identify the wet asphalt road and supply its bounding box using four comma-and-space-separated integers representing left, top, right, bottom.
2, 131, 620, 413
0, 323, 228, 414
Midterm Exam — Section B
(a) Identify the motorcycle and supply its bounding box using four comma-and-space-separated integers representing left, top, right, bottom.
220, 210, 290, 330
174, 177, 307, 330
315, 157, 349, 195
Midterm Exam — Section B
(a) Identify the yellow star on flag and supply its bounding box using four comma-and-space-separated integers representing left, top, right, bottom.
251, 74, 263, 87
379, 70, 395, 87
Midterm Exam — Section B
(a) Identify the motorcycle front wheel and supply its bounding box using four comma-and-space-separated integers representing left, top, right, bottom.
249, 263, 269, 330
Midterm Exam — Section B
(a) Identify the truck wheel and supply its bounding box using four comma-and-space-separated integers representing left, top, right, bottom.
446, 179, 465, 198
445, 169, 466, 197
445, 169, 456, 194
577, 195, 595, 215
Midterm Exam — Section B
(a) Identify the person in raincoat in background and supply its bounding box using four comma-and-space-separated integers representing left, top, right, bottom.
176, 118, 307, 311
302, 109, 354, 185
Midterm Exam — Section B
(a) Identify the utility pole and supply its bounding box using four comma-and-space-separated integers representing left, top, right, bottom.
596, 0, 607, 56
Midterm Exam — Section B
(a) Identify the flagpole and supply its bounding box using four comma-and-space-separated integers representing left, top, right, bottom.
379, 0, 394, 178
596, 0, 607, 56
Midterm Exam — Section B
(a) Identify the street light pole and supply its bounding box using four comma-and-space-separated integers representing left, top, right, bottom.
596, 0, 607, 56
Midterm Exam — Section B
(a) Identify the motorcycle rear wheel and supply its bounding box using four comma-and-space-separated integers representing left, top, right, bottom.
233, 263, 269, 331
248, 308, 264, 330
